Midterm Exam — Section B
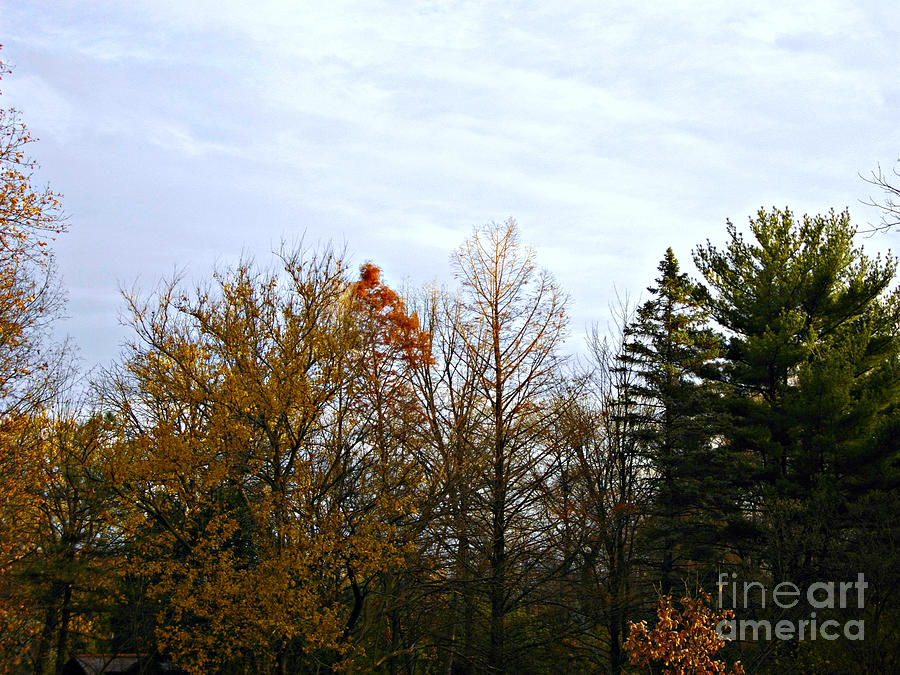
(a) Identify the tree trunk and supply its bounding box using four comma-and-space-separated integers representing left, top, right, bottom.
53, 581, 73, 675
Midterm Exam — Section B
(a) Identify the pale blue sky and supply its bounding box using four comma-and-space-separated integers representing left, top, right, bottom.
2, 1, 899, 367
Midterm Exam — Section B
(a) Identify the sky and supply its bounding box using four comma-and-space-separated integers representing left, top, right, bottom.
2, 1, 900, 369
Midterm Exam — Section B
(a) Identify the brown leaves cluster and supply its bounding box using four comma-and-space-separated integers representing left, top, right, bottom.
625, 591, 744, 675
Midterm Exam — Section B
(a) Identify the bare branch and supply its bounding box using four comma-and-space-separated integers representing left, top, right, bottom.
859, 159, 900, 234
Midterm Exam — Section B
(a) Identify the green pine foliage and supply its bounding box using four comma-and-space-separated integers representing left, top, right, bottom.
693, 207, 899, 499
618, 248, 732, 596
694, 207, 900, 670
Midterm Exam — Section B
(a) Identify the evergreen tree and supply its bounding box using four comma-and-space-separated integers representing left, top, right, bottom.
694, 208, 899, 499
694, 206, 900, 614
619, 249, 729, 596
693, 208, 900, 671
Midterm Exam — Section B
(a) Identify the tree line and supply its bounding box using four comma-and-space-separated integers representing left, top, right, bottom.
2, 57, 899, 674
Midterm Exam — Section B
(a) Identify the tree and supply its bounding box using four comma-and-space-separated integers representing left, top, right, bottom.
861, 158, 900, 233
625, 591, 744, 675
694, 207, 898, 501
0, 410, 122, 675
332, 262, 437, 673
450, 219, 568, 672
618, 249, 730, 596
0, 50, 67, 412
406, 285, 489, 674
557, 311, 653, 675
693, 207, 900, 669
0, 49, 74, 672
100, 248, 432, 673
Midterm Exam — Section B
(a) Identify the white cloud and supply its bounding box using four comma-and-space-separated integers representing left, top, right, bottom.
1, 0, 898, 366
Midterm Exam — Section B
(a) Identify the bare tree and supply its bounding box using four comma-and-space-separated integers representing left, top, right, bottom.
452, 219, 568, 673
860, 159, 900, 234
408, 286, 488, 675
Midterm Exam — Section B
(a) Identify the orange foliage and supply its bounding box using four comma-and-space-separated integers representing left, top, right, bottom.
353, 262, 433, 367
625, 592, 744, 675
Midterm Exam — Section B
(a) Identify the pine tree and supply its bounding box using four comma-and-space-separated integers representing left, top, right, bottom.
618, 249, 729, 596
693, 206, 900, 616
694, 208, 899, 499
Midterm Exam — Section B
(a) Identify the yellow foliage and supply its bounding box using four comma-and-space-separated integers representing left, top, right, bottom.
104, 249, 431, 672
0, 412, 123, 670
0, 53, 66, 409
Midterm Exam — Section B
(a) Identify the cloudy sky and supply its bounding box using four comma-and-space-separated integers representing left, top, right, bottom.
2, 1, 899, 368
